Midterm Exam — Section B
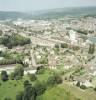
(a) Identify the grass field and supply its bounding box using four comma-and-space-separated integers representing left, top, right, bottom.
61, 82, 96, 100
37, 82, 96, 100
0, 69, 96, 100
0, 69, 54, 100
0, 80, 24, 100
37, 85, 77, 100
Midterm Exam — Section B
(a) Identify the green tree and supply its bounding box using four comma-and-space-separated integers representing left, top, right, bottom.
88, 44, 95, 54
4, 97, 12, 100
23, 85, 36, 100
76, 81, 80, 87
23, 80, 31, 88
16, 92, 23, 100
55, 44, 59, 48
34, 81, 46, 96
14, 64, 24, 80
1, 70, 8, 81
47, 74, 62, 86
0, 34, 31, 48
80, 85, 86, 89
61, 43, 68, 48
28, 74, 37, 81
10, 72, 15, 80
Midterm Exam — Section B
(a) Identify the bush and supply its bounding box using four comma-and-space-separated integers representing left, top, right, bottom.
23, 80, 31, 88
4, 97, 11, 100
80, 85, 86, 89
47, 74, 63, 86
94, 87, 96, 91
0, 82, 2, 86
13, 64, 24, 80
88, 44, 95, 54
0, 34, 31, 48
76, 81, 80, 87
1, 71, 8, 81
0, 59, 23, 65
61, 43, 68, 48
10, 72, 15, 80
73, 46, 80, 51
16, 92, 23, 100
28, 74, 37, 81
55, 44, 59, 48
36, 68, 45, 74
23, 85, 36, 100
34, 81, 46, 96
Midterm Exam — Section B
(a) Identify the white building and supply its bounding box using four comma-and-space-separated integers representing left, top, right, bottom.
69, 30, 77, 44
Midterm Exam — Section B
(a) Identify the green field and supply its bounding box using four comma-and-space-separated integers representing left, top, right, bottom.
0, 69, 54, 100
37, 85, 77, 100
0, 69, 96, 100
37, 82, 96, 100
0, 80, 24, 100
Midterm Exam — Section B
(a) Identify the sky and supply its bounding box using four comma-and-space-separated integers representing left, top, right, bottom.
0, 0, 96, 12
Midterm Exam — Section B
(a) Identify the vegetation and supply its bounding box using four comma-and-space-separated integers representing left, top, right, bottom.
61, 43, 68, 48
47, 74, 63, 86
80, 85, 86, 90
75, 30, 88, 35
0, 34, 31, 48
88, 44, 95, 54
1, 71, 8, 81
10, 64, 24, 80
36, 68, 45, 74
34, 81, 46, 96
21, 84, 36, 100
0, 51, 25, 65
76, 81, 80, 87
28, 74, 37, 81
55, 44, 59, 48
73, 46, 80, 51
0, 68, 96, 100
23, 80, 31, 88
16, 91, 23, 100
0, 59, 22, 65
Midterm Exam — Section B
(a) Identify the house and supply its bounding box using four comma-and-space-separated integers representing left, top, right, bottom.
73, 76, 93, 87
48, 55, 58, 69
0, 45, 8, 52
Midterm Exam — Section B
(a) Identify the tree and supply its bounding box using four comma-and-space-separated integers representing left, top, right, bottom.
23, 85, 36, 100
16, 81, 36, 100
76, 81, 80, 87
28, 74, 37, 81
80, 85, 86, 89
47, 74, 62, 86
34, 81, 46, 96
88, 44, 95, 54
16, 92, 23, 100
0, 34, 31, 48
73, 46, 80, 51
10, 72, 15, 80
55, 44, 59, 48
13, 64, 24, 80
23, 80, 31, 88
1, 71, 8, 81
61, 43, 68, 48
55, 74, 63, 84
36, 68, 45, 74
4, 97, 12, 100
94, 87, 96, 91
0, 30, 3, 36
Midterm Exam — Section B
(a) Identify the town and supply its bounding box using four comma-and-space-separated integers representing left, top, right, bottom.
0, 15, 96, 100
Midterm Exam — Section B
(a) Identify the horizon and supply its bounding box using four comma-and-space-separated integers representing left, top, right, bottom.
0, 6, 96, 13
0, 0, 96, 12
